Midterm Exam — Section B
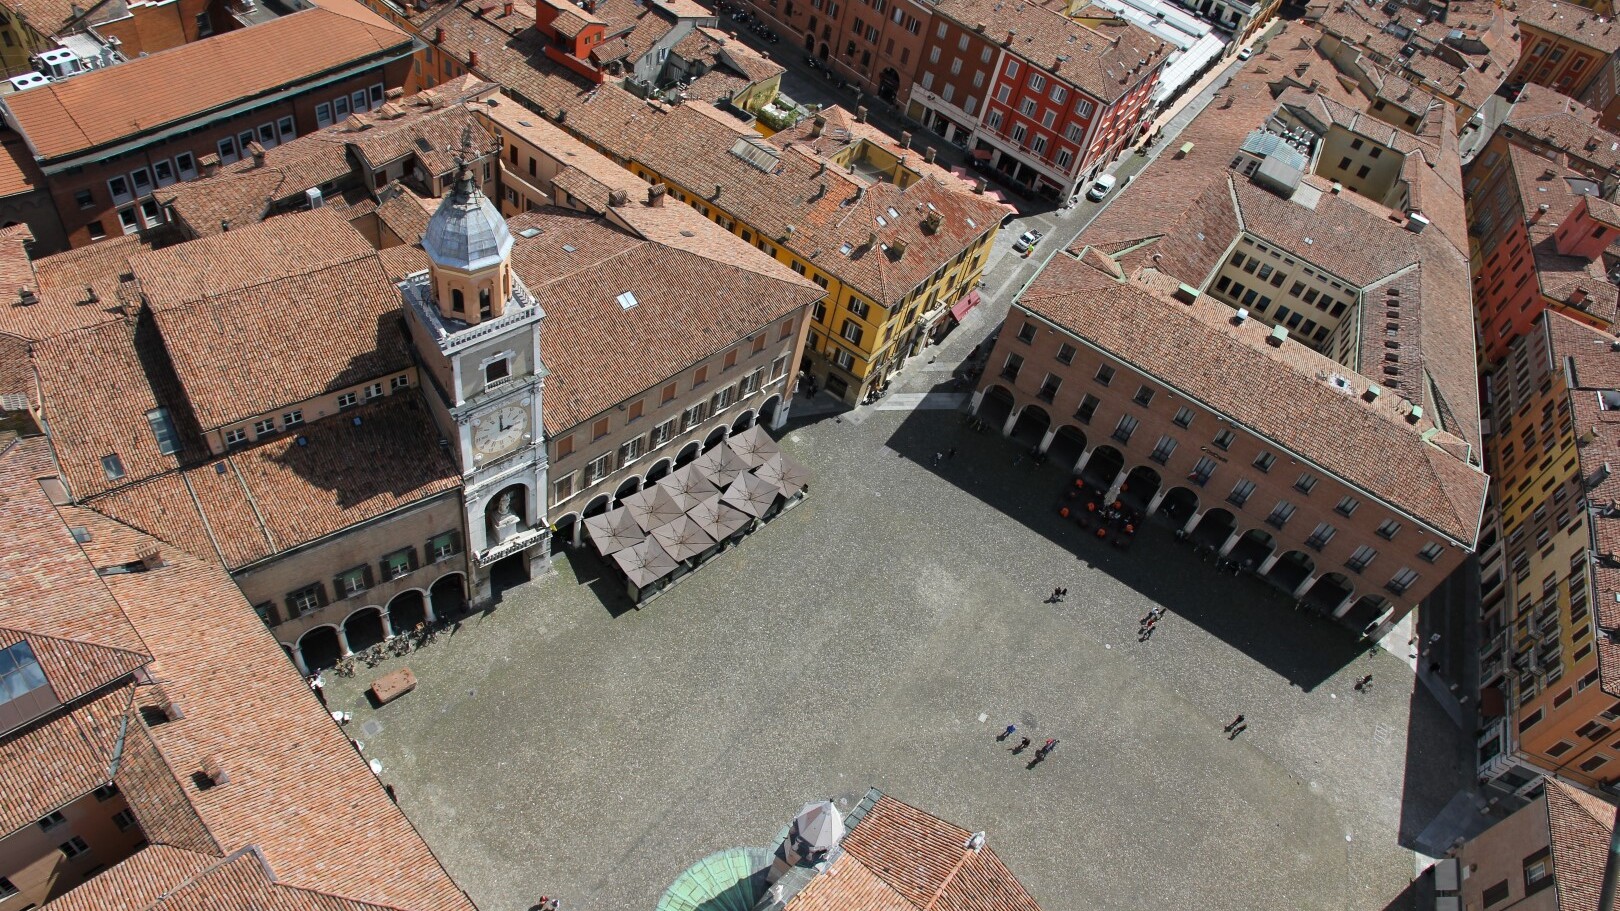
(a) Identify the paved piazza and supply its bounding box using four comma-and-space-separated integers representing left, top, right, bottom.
327, 402, 1468, 911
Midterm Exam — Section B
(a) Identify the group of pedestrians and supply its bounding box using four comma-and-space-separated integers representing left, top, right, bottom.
1046, 587, 1068, 603
1224, 714, 1247, 739
997, 725, 1060, 768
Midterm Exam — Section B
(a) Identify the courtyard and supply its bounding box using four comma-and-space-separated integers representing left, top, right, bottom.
325, 401, 1468, 911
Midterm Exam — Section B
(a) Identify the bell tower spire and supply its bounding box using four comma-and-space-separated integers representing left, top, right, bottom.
422, 127, 513, 325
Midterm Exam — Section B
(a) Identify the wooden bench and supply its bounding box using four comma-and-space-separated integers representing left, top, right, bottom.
370, 668, 416, 705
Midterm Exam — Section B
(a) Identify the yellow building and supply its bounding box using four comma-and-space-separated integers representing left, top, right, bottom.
1476, 309, 1620, 796
570, 94, 1007, 402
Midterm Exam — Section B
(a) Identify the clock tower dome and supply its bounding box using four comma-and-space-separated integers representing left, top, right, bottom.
401, 137, 549, 603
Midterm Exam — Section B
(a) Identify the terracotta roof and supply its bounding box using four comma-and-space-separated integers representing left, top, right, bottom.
1543, 778, 1619, 911
87, 393, 462, 570
429, 3, 602, 116
473, 92, 645, 211
1504, 86, 1620, 176
30, 314, 205, 495
676, 27, 783, 84
31, 232, 152, 295
1514, 0, 1620, 55
0, 131, 45, 197
2, 0, 411, 162
1021, 248, 1487, 544
1503, 146, 1620, 325
565, 87, 1009, 308
787, 793, 1043, 911
373, 185, 438, 243
933, 0, 1169, 103
1070, 25, 1481, 462
0, 684, 130, 835
1, 0, 91, 37
504, 207, 821, 433
43, 845, 221, 911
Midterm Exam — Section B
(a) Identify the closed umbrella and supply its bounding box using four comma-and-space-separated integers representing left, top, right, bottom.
725, 424, 782, 468
754, 452, 810, 498
583, 506, 645, 556
686, 493, 750, 540
650, 514, 717, 561
613, 537, 680, 588
692, 443, 751, 488
656, 463, 719, 511
620, 484, 687, 532
722, 471, 779, 518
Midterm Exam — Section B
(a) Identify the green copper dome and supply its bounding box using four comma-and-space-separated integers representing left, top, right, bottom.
656, 847, 772, 911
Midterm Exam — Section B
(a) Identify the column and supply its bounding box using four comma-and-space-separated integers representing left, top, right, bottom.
573, 520, 585, 547
1331, 590, 1357, 618
1257, 551, 1281, 574
1104, 476, 1125, 502
335, 625, 354, 656
1218, 529, 1241, 556
1146, 488, 1168, 514
1074, 447, 1094, 475
1037, 427, 1057, 454
1001, 407, 1019, 437
1291, 572, 1318, 599
380, 607, 394, 638
772, 398, 791, 430
291, 645, 310, 677
423, 593, 438, 624
1182, 509, 1204, 535
970, 388, 985, 413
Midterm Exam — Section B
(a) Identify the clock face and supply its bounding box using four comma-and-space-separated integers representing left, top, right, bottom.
472, 404, 529, 457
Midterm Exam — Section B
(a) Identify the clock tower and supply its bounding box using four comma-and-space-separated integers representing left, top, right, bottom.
401, 143, 549, 604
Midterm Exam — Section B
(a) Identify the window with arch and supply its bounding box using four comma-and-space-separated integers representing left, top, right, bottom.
479, 288, 492, 318
451, 288, 465, 312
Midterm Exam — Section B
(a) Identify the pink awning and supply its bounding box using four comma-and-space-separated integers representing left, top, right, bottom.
950, 290, 981, 321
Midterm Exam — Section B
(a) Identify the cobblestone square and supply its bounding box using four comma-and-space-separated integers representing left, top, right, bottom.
326, 404, 1466, 911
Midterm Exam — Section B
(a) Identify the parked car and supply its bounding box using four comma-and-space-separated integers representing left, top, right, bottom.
1237, 46, 1253, 60
1085, 174, 1117, 201
1013, 230, 1042, 254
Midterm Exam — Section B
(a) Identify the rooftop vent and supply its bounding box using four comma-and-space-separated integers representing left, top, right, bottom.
197, 756, 229, 789
1267, 325, 1287, 346
1406, 403, 1424, 423
1234, 307, 1250, 324
1405, 211, 1430, 232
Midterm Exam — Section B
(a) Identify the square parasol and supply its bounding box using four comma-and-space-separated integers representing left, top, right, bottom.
725, 424, 782, 468
612, 537, 680, 588
619, 484, 687, 532
754, 452, 811, 498
655, 463, 720, 511
722, 470, 780, 518
650, 513, 717, 561
686, 493, 751, 540
692, 443, 752, 488
584, 506, 645, 556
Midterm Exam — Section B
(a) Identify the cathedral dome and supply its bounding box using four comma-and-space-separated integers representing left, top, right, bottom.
422, 164, 513, 273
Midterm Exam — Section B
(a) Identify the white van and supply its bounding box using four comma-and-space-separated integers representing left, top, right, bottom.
1085, 174, 1117, 201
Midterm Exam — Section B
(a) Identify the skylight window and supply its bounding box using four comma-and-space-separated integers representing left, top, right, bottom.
101, 454, 125, 481
617, 291, 639, 310
839, 243, 854, 255
966, 218, 977, 229
0, 641, 48, 707
562, 244, 577, 253
887, 207, 900, 219
876, 215, 888, 227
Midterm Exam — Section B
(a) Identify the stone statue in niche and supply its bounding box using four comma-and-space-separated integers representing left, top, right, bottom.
489, 489, 524, 542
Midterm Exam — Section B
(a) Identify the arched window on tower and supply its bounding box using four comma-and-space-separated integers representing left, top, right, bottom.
451, 288, 465, 312
479, 288, 493, 319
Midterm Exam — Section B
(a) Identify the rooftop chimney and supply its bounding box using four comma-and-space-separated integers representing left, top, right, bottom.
199, 756, 229, 788
468, 49, 480, 68
17, 287, 37, 306
924, 146, 936, 163
647, 184, 666, 207
504, 0, 514, 13
198, 153, 220, 178
247, 141, 265, 166
899, 130, 912, 149
435, 25, 446, 42
811, 114, 826, 137
974, 177, 987, 194
608, 188, 628, 206
856, 105, 868, 123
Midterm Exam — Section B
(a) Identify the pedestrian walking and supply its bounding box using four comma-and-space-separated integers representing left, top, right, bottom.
1036, 738, 1059, 760
1354, 673, 1373, 691
1228, 723, 1247, 740
933, 452, 943, 467
998, 724, 1016, 742
1012, 736, 1031, 753
1139, 624, 1155, 642
1224, 714, 1245, 733
1059, 587, 1068, 598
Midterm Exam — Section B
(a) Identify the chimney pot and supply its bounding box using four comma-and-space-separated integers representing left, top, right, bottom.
504, 0, 513, 13
435, 25, 446, 42
856, 105, 868, 123
468, 49, 480, 68
647, 184, 666, 206
899, 130, 912, 149
924, 146, 936, 163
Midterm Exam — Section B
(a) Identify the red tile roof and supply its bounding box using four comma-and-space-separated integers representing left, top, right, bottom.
2, 0, 412, 162
1543, 778, 1618, 911
504, 206, 822, 433
787, 793, 1043, 911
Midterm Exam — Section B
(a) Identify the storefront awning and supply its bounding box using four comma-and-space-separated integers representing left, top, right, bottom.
950, 290, 981, 321
970, 148, 993, 161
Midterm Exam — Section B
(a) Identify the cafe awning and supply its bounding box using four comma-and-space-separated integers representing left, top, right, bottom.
950, 290, 981, 322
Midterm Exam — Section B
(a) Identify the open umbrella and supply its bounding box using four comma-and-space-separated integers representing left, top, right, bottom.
612, 537, 680, 588
650, 513, 717, 561
692, 443, 752, 488
583, 506, 645, 556
722, 471, 780, 518
754, 452, 811, 498
687, 493, 751, 541
725, 424, 782, 468
790, 800, 845, 853
656, 463, 719, 511
619, 484, 687, 532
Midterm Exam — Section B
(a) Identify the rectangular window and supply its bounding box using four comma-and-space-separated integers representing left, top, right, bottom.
1265, 500, 1296, 528
592, 417, 610, 441
145, 408, 180, 455
1094, 364, 1114, 386
1419, 542, 1443, 563
107, 174, 131, 204
1377, 519, 1401, 540
175, 152, 197, 181
38, 811, 66, 831
1037, 373, 1061, 402
153, 159, 176, 187
1074, 394, 1099, 423
585, 452, 613, 484
112, 809, 137, 832
428, 531, 459, 562
285, 584, 324, 618
1293, 472, 1316, 494
1387, 567, 1419, 595
1190, 456, 1216, 486
1016, 321, 1037, 343
1133, 385, 1154, 406
337, 392, 358, 409
618, 435, 645, 465
552, 472, 574, 504
650, 418, 676, 448
1305, 522, 1336, 550
840, 320, 864, 345
1001, 352, 1023, 381
1228, 479, 1255, 507
1112, 414, 1139, 444
1213, 429, 1235, 450
1056, 343, 1076, 365
1149, 434, 1177, 464
1173, 406, 1194, 428
225, 428, 247, 447
1252, 451, 1276, 472
1335, 495, 1359, 517
59, 836, 90, 859
253, 418, 276, 437
1481, 881, 1509, 907
382, 547, 416, 580
335, 565, 369, 597
1076, 99, 1094, 117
